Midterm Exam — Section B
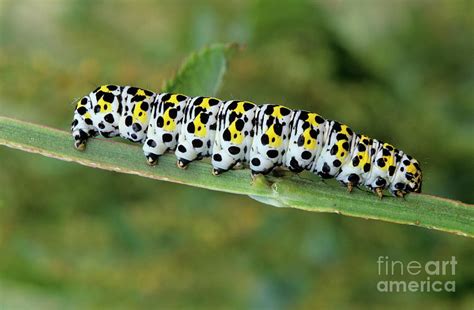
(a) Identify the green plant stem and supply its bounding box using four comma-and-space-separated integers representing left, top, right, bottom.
1, 116, 472, 237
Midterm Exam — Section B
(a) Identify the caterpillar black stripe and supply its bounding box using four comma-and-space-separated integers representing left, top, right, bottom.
71, 85, 422, 198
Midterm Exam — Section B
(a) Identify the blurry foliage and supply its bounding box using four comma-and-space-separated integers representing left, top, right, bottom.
162, 42, 238, 96
0, 0, 473, 308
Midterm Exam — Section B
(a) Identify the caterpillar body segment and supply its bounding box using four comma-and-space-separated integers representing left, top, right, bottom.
250, 104, 293, 175
143, 93, 189, 165
312, 121, 355, 179
119, 86, 156, 143
212, 100, 257, 175
390, 153, 422, 196
335, 135, 375, 191
175, 96, 223, 168
71, 85, 423, 198
88, 85, 122, 139
285, 110, 327, 173
364, 142, 398, 194
71, 85, 123, 150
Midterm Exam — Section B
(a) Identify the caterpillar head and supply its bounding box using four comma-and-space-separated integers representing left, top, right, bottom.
390, 154, 422, 196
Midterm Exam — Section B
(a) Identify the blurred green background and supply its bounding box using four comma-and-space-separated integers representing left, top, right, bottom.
0, 0, 473, 308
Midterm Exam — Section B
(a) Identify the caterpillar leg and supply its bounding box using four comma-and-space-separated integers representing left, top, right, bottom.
175, 139, 195, 169
250, 154, 277, 176
145, 152, 159, 166
212, 167, 227, 176
143, 137, 170, 166
72, 122, 91, 150
177, 153, 204, 169
177, 158, 191, 169
144, 137, 179, 166
347, 182, 354, 193
374, 187, 384, 199
212, 159, 243, 176
347, 174, 361, 193
337, 180, 356, 193
394, 190, 406, 198
211, 151, 235, 176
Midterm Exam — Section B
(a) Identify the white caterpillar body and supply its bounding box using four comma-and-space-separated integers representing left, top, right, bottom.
71, 85, 422, 198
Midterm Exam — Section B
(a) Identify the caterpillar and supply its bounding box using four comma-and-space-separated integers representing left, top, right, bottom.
71, 85, 422, 198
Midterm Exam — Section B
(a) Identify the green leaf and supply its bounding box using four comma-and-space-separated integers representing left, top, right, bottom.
161, 43, 239, 97
1, 116, 473, 238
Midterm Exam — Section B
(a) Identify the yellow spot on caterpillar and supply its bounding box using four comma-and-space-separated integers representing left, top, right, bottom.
84, 112, 91, 119
265, 124, 282, 148
380, 145, 394, 172
359, 153, 369, 167
136, 89, 151, 97
302, 128, 316, 150
385, 144, 395, 169
198, 97, 220, 110
97, 98, 112, 113
307, 113, 322, 127
407, 164, 417, 175
385, 156, 395, 171
271, 105, 290, 120
357, 135, 370, 167
335, 139, 350, 161
163, 108, 177, 132
193, 113, 207, 138
166, 94, 185, 105
99, 85, 111, 92
132, 102, 148, 124
228, 120, 244, 144
340, 124, 351, 136
234, 101, 254, 114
